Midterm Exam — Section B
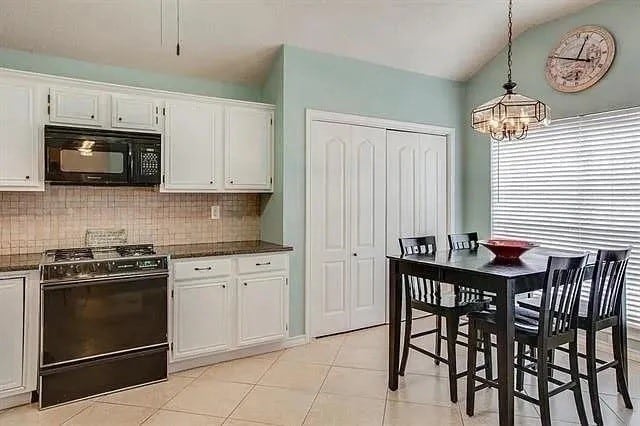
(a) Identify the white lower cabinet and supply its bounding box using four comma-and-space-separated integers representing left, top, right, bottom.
173, 280, 232, 360
0, 278, 24, 393
171, 252, 289, 363
238, 276, 286, 346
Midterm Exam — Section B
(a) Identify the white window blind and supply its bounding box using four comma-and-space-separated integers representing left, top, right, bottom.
491, 106, 640, 329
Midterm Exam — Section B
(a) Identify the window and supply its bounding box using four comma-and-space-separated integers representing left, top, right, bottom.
491, 106, 640, 329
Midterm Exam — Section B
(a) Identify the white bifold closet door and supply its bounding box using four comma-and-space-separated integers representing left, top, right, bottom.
386, 130, 448, 256
310, 121, 386, 337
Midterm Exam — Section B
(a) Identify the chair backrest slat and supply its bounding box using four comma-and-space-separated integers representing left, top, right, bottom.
399, 236, 438, 302
539, 254, 588, 340
448, 232, 479, 250
588, 248, 631, 322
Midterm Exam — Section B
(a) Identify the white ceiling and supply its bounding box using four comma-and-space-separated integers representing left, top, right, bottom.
0, 0, 601, 86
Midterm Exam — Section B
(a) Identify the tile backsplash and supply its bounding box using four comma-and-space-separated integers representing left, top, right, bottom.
0, 186, 261, 255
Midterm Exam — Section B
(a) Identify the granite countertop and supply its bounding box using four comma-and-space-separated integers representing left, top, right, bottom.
0, 240, 293, 273
157, 240, 293, 259
0, 253, 42, 273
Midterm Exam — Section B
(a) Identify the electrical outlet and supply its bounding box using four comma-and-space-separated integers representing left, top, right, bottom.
210, 205, 220, 220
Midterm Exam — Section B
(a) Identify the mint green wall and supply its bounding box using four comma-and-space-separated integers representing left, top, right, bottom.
260, 48, 285, 244
0, 47, 262, 101
463, 0, 640, 237
282, 45, 465, 336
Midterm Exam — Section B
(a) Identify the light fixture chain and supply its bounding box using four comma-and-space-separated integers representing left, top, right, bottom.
507, 0, 513, 84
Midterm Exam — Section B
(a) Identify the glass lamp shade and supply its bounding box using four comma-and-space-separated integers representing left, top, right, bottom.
471, 89, 550, 141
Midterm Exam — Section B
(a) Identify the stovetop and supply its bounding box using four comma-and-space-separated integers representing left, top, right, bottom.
40, 244, 168, 283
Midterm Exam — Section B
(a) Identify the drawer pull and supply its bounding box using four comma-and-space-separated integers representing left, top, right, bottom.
255, 262, 271, 266
194, 267, 213, 271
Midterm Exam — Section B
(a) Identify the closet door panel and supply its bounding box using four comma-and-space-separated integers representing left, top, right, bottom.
309, 121, 351, 336
350, 126, 386, 330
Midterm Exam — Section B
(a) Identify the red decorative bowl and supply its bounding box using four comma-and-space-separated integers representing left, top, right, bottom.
478, 239, 539, 260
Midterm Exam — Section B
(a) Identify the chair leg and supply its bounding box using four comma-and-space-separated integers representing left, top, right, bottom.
466, 319, 478, 417
515, 341, 524, 391
612, 325, 634, 409
569, 338, 589, 426
399, 301, 412, 376
548, 348, 555, 379
446, 315, 460, 403
586, 330, 603, 426
482, 331, 493, 380
435, 315, 442, 365
537, 348, 552, 426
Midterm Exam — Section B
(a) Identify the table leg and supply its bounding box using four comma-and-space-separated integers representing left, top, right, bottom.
496, 280, 515, 426
388, 259, 401, 391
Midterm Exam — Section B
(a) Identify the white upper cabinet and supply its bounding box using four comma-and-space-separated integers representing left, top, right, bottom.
237, 275, 286, 346
112, 94, 161, 131
0, 278, 25, 394
224, 107, 273, 191
0, 81, 40, 189
49, 87, 103, 126
164, 99, 219, 191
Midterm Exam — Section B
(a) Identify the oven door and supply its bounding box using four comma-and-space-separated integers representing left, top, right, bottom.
41, 273, 168, 367
45, 137, 130, 185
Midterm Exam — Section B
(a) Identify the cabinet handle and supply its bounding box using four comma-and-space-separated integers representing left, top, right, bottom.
222, 284, 226, 289
230, 180, 234, 184
194, 266, 212, 271
353, 253, 358, 256
255, 262, 271, 266
209, 181, 213, 184
90, 114, 95, 119
25, 175, 30, 180
244, 282, 247, 286
118, 117, 123, 121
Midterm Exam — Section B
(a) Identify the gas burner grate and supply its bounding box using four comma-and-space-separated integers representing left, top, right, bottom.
54, 248, 94, 261
116, 244, 156, 257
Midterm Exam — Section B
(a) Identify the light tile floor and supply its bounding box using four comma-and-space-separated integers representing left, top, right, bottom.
1, 316, 638, 425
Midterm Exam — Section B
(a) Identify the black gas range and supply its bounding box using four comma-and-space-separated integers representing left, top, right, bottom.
39, 244, 169, 408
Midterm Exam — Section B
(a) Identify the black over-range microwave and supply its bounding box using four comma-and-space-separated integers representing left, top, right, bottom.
45, 125, 161, 186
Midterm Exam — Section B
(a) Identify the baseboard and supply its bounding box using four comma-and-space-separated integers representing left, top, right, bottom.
169, 335, 308, 374
0, 392, 32, 411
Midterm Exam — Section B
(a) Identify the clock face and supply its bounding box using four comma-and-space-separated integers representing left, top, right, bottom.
545, 25, 615, 93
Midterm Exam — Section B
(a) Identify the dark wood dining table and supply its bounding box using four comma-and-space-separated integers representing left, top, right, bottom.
387, 247, 625, 426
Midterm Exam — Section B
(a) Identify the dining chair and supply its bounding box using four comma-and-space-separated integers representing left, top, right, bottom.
518, 248, 633, 425
466, 254, 590, 426
398, 236, 492, 403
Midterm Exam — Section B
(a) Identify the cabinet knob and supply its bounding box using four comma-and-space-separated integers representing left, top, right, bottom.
209, 181, 213, 184
90, 114, 95, 119
118, 117, 122, 121
222, 284, 226, 289
244, 282, 247, 286
353, 253, 358, 256
25, 175, 30, 180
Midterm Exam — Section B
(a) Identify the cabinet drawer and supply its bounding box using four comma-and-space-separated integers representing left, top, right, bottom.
174, 258, 232, 281
237, 254, 287, 275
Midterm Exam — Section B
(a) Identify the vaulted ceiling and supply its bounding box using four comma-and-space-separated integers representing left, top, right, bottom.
0, 0, 601, 86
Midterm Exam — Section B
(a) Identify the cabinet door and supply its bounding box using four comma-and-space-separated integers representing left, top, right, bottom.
237, 276, 285, 346
224, 107, 273, 191
112, 95, 161, 130
0, 82, 39, 187
164, 100, 218, 190
49, 88, 102, 126
173, 280, 231, 360
0, 278, 24, 393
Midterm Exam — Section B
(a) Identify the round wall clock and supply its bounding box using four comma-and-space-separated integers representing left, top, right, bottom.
545, 25, 616, 93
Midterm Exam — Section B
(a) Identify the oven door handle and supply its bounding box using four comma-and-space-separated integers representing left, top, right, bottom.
41, 272, 168, 290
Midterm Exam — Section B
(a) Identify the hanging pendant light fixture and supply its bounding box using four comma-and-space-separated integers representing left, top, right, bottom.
471, 0, 550, 141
